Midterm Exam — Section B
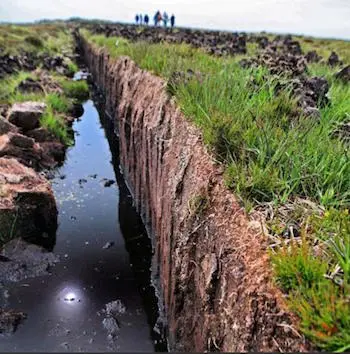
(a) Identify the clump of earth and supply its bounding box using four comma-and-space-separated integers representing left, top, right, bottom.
100, 300, 126, 340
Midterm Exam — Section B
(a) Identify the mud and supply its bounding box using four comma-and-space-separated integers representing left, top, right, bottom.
89, 23, 247, 56
0, 308, 26, 335
0, 238, 59, 282
80, 35, 310, 352
0, 53, 74, 80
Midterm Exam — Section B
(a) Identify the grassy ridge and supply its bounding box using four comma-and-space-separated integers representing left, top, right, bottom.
0, 23, 75, 56
84, 31, 349, 209
297, 35, 350, 65
83, 29, 350, 351
0, 71, 89, 144
0, 25, 89, 144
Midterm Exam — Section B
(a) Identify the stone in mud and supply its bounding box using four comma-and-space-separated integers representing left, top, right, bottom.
102, 317, 119, 338
69, 103, 84, 118
0, 158, 57, 246
0, 308, 26, 335
73, 70, 91, 82
238, 58, 254, 69
332, 121, 350, 143
103, 179, 115, 187
0, 52, 39, 80
0, 115, 18, 135
305, 50, 322, 63
0, 104, 10, 119
303, 106, 321, 120
26, 127, 56, 142
8, 102, 46, 131
40, 141, 66, 163
302, 76, 329, 108
42, 55, 64, 71
334, 65, 350, 83
0, 238, 59, 282
0, 132, 56, 170
102, 241, 114, 249
327, 51, 342, 67
16, 78, 44, 94
101, 300, 125, 338
6, 132, 35, 148
256, 36, 269, 49
104, 300, 126, 317
245, 48, 307, 78
168, 69, 202, 92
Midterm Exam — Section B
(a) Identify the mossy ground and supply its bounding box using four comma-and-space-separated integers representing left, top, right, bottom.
0, 70, 88, 144
0, 25, 88, 144
0, 23, 75, 56
83, 29, 350, 351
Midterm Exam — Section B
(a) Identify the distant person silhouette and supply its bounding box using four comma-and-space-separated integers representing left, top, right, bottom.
154, 10, 162, 26
170, 14, 175, 28
163, 12, 169, 27
135, 14, 139, 25
144, 14, 149, 25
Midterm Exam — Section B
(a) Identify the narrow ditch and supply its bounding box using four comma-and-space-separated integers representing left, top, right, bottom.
79, 36, 311, 352
0, 78, 166, 351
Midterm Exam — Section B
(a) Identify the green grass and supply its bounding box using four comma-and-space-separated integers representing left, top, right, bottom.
83, 30, 350, 351
61, 80, 89, 102
0, 71, 35, 103
66, 60, 79, 76
296, 35, 350, 65
46, 93, 71, 113
40, 106, 71, 144
0, 23, 75, 56
0, 71, 74, 144
272, 210, 350, 351
272, 239, 328, 292
83, 31, 350, 210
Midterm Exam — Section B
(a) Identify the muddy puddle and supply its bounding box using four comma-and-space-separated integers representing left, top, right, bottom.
0, 94, 165, 352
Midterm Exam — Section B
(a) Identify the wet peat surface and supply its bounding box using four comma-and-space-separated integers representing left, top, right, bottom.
0, 97, 165, 352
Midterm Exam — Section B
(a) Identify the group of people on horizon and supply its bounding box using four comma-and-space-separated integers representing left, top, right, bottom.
135, 11, 175, 28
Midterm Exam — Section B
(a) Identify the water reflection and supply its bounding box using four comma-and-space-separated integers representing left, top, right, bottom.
0, 99, 156, 352
96, 97, 168, 351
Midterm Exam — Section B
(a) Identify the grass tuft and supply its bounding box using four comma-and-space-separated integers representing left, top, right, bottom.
40, 106, 71, 144
272, 239, 327, 292
24, 35, 43, 48
61, 80, 89, 102
0, 71, 74, 144
46, 92, 71, 113
66, 61, 79, 76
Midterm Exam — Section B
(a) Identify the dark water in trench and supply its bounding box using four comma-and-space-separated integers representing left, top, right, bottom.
0, 98, 165, 352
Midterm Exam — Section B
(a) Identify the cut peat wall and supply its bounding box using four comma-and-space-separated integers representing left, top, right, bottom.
79, 36, 309, 352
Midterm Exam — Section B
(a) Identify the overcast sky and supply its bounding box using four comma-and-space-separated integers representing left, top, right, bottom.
1, 0, 349, 39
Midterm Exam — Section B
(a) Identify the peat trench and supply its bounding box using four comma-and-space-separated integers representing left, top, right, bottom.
79, 34, 310, 352
1, 31, 319, 352
0, 76, 167, 352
